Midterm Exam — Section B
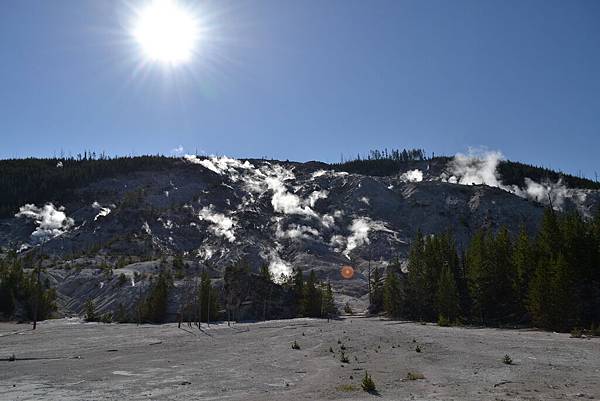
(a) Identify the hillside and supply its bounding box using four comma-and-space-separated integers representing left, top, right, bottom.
0, 152, 599, 320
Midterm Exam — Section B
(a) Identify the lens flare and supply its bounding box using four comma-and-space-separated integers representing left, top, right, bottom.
340, 265, 355, 279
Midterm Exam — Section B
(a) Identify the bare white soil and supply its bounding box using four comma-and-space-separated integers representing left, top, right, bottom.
1, 317, 599, 400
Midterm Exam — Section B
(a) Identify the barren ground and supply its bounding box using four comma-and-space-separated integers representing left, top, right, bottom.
1, 317, 599, 400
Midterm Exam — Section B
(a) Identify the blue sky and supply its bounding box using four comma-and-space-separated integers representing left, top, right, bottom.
1, 0, 599, 178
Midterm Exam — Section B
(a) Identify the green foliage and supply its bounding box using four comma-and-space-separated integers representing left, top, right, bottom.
0, 156, 178, 218
405, 231, 462, 322
570, 327, 583, 338
140, 270, 173, 323
0, 257, 56, 320
497, 160, 600, 192
361, 371, 376, 392
302, 270, 321, 317
437, 314, 451, 327
332, 148, 427, 176
84, 298, 97, 322
436, 264, 459, 323
197, 270, 219, 323
394, 207, 600, 332
383, 269, 402, 318
369, 267, 384, 313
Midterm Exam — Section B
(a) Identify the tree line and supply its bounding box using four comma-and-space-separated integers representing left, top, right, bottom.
0, 252, 57, 321
376, 208, 600, 332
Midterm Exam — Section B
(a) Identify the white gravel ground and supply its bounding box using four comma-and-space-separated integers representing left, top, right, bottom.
1, 317, 599, 400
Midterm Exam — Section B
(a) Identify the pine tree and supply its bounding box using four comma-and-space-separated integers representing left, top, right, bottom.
292, 267, 304, 317
302, 270, 321, 317
369, 267, 384, 313
321, 282, 336, 318
436, 264, 459, 323
406, 231, 428, 320
259, 265, 273, 321
383, 269, 402, 318
199, 270, 218, 323
513, 226, 534, 315
84, 298, 97, 322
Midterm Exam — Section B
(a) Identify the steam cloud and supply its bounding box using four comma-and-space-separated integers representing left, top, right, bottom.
198, 205, 237, 242
446, 149, 582, 210
92, 201, 111, 221
16, 203, 75, 243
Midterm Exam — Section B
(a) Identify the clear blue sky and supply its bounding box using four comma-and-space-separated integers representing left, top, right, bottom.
1, 0, 599, 177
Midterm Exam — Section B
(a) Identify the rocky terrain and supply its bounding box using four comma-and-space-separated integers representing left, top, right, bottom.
1, 317, 599, 400
1, 153, 599, 318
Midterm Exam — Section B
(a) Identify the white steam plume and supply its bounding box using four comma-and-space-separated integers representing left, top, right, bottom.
15, 203, 75, 243
198, 205, 237, 242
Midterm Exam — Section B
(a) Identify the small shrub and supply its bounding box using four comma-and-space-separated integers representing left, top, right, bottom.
570, 327, 583, 338
344, 303, 353, 315
291, 340, 301, 350
415, 345, 422, 353
361, 371, 376, 392
117, 273, 128, 286
406, 372, 425, 380
100, 313, 112, 324
502, 354, 513, 365
340, 351, 349, 364
437, 314, 451, 327
84, 299, 97, 322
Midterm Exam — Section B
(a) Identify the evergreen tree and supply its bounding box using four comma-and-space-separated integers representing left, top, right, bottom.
141, 270, 172, 323
369, 267, 384, 314
198, 270, 219, 323
383, 269, 402, 318
513, 226, 534, 315
321, 282, 337, 318
436, 264, 459, 323
302, 270, 321, 317
292, 267, 304, 316
406, 231, 428, 320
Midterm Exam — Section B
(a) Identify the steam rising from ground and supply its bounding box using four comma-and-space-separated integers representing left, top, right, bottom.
92, 201, 111, 221
341, 217, 395, 259
15, 203, 74, 243
400, 169, 423, 183
198, 205, 237, 242
446, 149, 583, 210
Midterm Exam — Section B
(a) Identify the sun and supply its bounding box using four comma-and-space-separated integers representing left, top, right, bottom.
132, 0, 200, 66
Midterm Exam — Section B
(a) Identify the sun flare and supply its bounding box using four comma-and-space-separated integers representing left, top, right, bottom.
132, 0, 200, 65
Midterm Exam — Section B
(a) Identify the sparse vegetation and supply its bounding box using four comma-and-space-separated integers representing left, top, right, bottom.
406, 372, 425, 380
361, 371, 376, 392
503, 354, 513, 365
415, 345, 422, 353
84, 299, 97, 322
